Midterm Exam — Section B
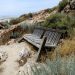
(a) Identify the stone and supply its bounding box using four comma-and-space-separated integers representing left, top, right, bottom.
70, 0, 75, 9
17, 48, 31, 66
0, 50, 8, 63
64, 4, 70, 13
18, 48, 30, 58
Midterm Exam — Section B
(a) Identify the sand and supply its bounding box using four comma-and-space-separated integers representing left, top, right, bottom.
0, 42, 31, 75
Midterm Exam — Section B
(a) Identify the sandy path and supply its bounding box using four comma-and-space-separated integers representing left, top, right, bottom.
0, 42, 30, 75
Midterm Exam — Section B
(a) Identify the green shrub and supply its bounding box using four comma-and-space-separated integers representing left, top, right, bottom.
45, 53, 75, 75
58, 0, 68, 12
43, 13, 75, 37
43, 13, 66, 28
43, 13, 75, 28
9, 18, 20, 25
19, 14, 29, 22
17, 47, 75, 75
28, 13, 33, 18
46, 6, 58, 13
20, 22, 37, 33
1, 21, 11, 29
10, 32, 21, 39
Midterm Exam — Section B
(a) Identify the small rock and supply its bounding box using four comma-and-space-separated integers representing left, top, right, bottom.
17, 48, 31, 66
70, 0, 75, 9
0, 50, 8, 63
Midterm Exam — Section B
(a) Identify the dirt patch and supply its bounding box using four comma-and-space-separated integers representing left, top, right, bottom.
0, 42, 31, 75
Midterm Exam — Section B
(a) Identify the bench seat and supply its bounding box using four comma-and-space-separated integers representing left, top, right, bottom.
24, 36, 40, 48
19, 28, 62, 49
23, 30, 61, 48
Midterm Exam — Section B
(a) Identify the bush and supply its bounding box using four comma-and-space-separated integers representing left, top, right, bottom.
1, 21, 11, 29
9, 18, 20, 25
20, 22, 37, 33
58, 0, 68, 12
43, 13, 75, 28
17, 48, 75, 75
46, 53, 75, 75
46, 6, 58, 13
10, 32, 21, 38
43, 13, 66, 28
43, 13, 75, 37
28, 13, 33, 18
19, 14, 29, 22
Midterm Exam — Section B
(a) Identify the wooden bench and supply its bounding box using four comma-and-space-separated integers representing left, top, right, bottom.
34, 29, 62, 61
23, 28, 61, 48
19, 27, 45, 47
19, 28, 62, 48
19, 28, 62, 62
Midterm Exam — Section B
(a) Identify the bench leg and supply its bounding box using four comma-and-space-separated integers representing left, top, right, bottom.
35, 37, 47, 62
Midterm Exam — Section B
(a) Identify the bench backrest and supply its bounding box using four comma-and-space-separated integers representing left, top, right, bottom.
32, 27, 45, 38
43, 29, 61, 47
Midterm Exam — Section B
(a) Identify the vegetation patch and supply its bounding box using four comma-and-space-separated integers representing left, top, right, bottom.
58, 0, 68, 12
43, 13, 75, 37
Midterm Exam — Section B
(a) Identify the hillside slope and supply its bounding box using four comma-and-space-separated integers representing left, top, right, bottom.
9, 0, 75, 25
9, 7, 57, 25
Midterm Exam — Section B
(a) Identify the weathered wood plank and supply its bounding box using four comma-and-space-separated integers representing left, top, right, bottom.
35, 37, 47, 62
24, 37, 40, 48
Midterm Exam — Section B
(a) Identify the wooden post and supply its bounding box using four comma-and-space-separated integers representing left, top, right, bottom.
35, 36, 47, 62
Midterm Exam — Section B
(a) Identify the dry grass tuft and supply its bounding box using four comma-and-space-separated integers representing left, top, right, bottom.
59, 38, 75, 56
46, 36, 75, 59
